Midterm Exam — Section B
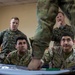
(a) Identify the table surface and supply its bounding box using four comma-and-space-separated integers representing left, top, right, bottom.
0, 64, 74, 75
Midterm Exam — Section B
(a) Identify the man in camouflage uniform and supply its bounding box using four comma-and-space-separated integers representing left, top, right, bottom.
28, 0, 75, 70
4, 37, 31, 67
40, 29, 75, 69
0, 17, 30, 62
52, 11, 72, 46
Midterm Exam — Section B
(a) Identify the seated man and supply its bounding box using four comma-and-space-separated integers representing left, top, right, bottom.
3, 37, 32, 67
40, 28, 75, 69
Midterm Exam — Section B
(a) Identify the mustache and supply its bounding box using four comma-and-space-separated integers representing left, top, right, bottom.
63, 44, 70, 47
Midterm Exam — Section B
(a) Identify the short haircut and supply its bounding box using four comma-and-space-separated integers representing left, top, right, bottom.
58, 11, 64, 16
61, 28, 74, 40
16, 36, 30, 49
11, 17, 19, 21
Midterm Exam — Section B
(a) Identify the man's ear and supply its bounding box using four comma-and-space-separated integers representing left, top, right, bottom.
73, 40, 75, 46
73, 40, 75, 43
73, 40, 75, 49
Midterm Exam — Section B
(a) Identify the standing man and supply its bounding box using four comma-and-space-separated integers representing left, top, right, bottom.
0, 17, 30, 62
28, 0, 75, 70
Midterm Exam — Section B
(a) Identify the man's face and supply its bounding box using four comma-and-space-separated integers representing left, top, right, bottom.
60, 36, 74, 52
56, 13, 65, 25
10, 19, 19, 31
15, 40, 28, 53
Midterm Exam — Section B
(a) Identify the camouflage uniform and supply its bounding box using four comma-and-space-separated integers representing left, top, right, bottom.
52, 24, 72, 46
4, 50, 31, 67
0, 29, 30, 60
42, 47, 75, 69
30, 0, 75, 59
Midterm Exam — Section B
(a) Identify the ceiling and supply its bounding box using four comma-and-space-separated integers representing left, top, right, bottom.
0, 0, 37, 6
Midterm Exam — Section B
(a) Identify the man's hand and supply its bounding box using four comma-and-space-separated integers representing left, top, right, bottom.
28, 58, 42, 70
56, 21, 62, 28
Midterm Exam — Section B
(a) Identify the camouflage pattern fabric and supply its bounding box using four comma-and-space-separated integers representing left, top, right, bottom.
0, 29, 30, 56
30, 0, 59, 59
30, 0, 75, 59
42, 47, 75, 69
52, 24, 73, 46
4, 50, 31, 67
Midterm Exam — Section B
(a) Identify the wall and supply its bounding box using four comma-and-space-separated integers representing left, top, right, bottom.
0, 4, 74, 49
0, 4, 71, 38
0, 3, 37, 38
